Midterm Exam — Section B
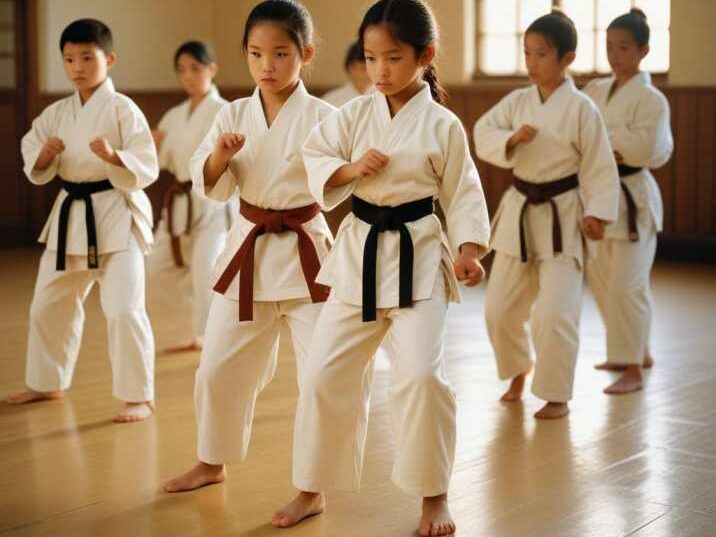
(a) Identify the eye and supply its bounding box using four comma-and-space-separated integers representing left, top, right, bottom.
388, 56, 401, 63
250, 51, 260, 58
365, 56, 375, 62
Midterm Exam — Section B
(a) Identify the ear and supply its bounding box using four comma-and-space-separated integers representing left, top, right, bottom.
106, 52, 117, 70
419, 43, 436, 67
302, 44, 315, 65
560, 50, 576, 69
639, 43, 650, 60
208, 62, 219, 78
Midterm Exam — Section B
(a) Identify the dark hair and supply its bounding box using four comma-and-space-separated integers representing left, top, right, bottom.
242, 0, 313, 54
608, 8, 650, 47
525, 9, 577, 58
358, 0, 447, 105
344, 41, 364, 71
174, 40, 216, 68
59, 18, 113, 55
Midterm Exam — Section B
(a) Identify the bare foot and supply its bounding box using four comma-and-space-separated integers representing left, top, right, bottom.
500, 371, 528, 402
534, 402, 569, 420
4, 389, 64, 404
604, 365, 643, 394
272, 491, 325, 528
419, 493, 455, 536
595, 354, 654, 371
160, 340, 202, 355
164, 461, 226, 492
113, 401, 154, 423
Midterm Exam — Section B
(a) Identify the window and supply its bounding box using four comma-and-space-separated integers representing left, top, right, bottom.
0, 0, 15, 88
476, 0, 670, 76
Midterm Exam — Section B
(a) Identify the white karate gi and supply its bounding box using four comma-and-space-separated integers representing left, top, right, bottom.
583, 72, 673, 365
474, 77, 619, 402
20, 77, 158, 401
321, 82, 361, 108
293, 82, 490, 497
148, 85, 237, 341
189, 81, 335, 464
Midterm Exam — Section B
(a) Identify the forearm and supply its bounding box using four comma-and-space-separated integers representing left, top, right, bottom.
202, 152, 230, 187
326, 162, 358, 188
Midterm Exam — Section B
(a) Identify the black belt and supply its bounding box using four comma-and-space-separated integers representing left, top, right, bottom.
617, 164, 643, 242
56, 179, 114, 270
512, 174, 579, 263
352, 195, 434, 322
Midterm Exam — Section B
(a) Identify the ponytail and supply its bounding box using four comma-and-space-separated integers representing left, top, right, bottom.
423, 63, 447, 105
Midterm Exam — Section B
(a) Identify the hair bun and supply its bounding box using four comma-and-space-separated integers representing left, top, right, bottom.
630, 7, 647, 20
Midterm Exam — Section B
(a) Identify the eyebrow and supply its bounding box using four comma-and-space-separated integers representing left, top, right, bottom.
248, 44, 291, 50
363, 48, 401, 54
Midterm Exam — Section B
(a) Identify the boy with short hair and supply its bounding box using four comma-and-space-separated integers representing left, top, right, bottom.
5, 18, 158, 423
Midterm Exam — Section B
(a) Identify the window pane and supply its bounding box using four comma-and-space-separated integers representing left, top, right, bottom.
481, 0, 517, 34
634, 0, 670, 29
596, 29, 610, 72
562, 0, 595, 30
480, 35, 519, 74
572, 29, 595, 72
0, 56, 14, 88
0, 30, 14, 54
596, 0, 630, 29
518, 0, 552, 31
641, 30, 669, 72
0, 1, 13, 26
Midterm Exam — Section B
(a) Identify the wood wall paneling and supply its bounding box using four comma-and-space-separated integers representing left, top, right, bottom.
4, 83, 715, 261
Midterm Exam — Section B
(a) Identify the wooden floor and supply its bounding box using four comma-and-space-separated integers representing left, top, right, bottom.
1, 249, 715, 537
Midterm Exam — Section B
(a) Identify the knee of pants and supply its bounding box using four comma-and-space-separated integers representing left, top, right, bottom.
485, 297, 513, 334
531, 302, 575, 336
103, 301, 143, 324
393, 365, 452, 399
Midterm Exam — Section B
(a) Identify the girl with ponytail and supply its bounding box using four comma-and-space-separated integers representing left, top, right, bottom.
273, 1, 490, 534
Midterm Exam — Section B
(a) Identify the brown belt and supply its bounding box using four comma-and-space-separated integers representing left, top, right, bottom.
512, 174, 579, 263
163, 179, 193, 267
213, 199, 329, 321
617, 164, 643, 242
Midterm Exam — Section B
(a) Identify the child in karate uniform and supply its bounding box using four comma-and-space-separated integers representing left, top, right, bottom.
164, 0, 335, 493
6, 19, 158, 423
149, 40, 236, 353
583, 9, 673, 394
274, 1, 490, 535
473, 10, 620, 420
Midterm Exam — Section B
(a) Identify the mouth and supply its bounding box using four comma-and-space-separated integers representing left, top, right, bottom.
375, 82, 391, 88
260, 78, 277, 83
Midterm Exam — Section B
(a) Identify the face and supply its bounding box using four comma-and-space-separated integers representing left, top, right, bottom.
246, 23, 312, 94
606, 28, 648, 77
62, 42, 115, 92
347, 61, 371, 94
362, 24, 433, 97
175, 53, 217, 98
524, 32, 574, 85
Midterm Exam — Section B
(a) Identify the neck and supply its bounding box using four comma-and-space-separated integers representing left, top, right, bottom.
386, 78, 422, 117
261, 79, 299, 108
615, 69, 640, 88
537, 75, 565, 103
78, 78, 106, 105
189, 87, 211, 109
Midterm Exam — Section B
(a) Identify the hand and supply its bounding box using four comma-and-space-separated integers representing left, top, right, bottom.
507, 125, 538, 150
453, 243, 485, 287
41, 137, 65, 159
89, 137, 116, 163
614, 150, 624, 164
348, 149, 389, 179
34, 137, 65, 171
582, 216, 606, 240
213, 133, 246, 164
